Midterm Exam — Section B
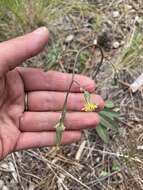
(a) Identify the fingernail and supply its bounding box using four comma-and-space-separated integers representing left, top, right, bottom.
33, 27, 48, 35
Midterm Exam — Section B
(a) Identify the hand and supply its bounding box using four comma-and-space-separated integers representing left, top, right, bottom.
0, 27, 104, 160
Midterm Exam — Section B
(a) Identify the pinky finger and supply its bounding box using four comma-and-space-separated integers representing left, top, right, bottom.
15, 131, 81, 151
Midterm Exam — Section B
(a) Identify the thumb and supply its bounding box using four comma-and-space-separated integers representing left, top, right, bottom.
0, 27, 49, 75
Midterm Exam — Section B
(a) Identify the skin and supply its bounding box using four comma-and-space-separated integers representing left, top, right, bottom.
0, 27, 104, 160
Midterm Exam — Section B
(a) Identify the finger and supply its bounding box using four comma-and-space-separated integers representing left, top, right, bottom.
15, 131, 81, 151
27, 91, 104, 111
20, 112, 100, 132
0, 27, 48, 75
17, 68, 95, 92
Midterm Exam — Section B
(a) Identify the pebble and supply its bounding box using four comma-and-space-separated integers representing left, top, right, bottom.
135, 15, 141, 25
96, 157, 101, 163
112, 11, 120, 18
93, 39, 97, 45
113, 41, 120, 49
2, 186, 9, 190
65, 34, 74, 43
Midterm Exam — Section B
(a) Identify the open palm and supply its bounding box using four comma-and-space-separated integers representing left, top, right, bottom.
0, 27, 104, 160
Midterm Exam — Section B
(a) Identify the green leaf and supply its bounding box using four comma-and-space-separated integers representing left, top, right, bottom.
112, 162, 120, 172
56, 120, 65, 146
99, 115, 118, 131
105, 100, 115, 108
83, 90, 91, 103
96, 124, 110, 144
99, 109, 119, 120
99, 170, 109, 177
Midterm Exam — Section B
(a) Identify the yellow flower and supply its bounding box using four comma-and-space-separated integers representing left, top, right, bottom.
82, 102, 98, 112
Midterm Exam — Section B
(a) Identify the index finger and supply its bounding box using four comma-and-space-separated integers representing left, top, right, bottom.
16, 68, 96, 92
0, 27, 49, 75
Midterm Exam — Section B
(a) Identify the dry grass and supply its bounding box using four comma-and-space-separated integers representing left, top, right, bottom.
0, 0, 100, 37
114, 20, 143, 75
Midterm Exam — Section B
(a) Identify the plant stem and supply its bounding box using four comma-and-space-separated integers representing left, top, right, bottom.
60, 44, 104, 121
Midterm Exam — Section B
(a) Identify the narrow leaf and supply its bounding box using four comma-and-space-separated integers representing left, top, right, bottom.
56, 121, 65, 146
99, 109, 119, 120
96, 124, 110, 144
83, 90, 91, 103
105, 100, 115, 108
99, 115, 118, 130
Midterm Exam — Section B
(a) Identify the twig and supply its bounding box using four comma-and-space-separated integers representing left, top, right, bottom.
118, 80, 130, 88
27, 150, 92, 190
12, 153, 25, 190
46, 162, 69, 190
75, 140, 86, 161
87, 169, 123, 186
116, 118, 134, 128
72, 144, 143, 163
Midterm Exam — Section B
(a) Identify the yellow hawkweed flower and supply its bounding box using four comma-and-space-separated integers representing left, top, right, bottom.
82, 90, 98, 112
82, 102, 98, 112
